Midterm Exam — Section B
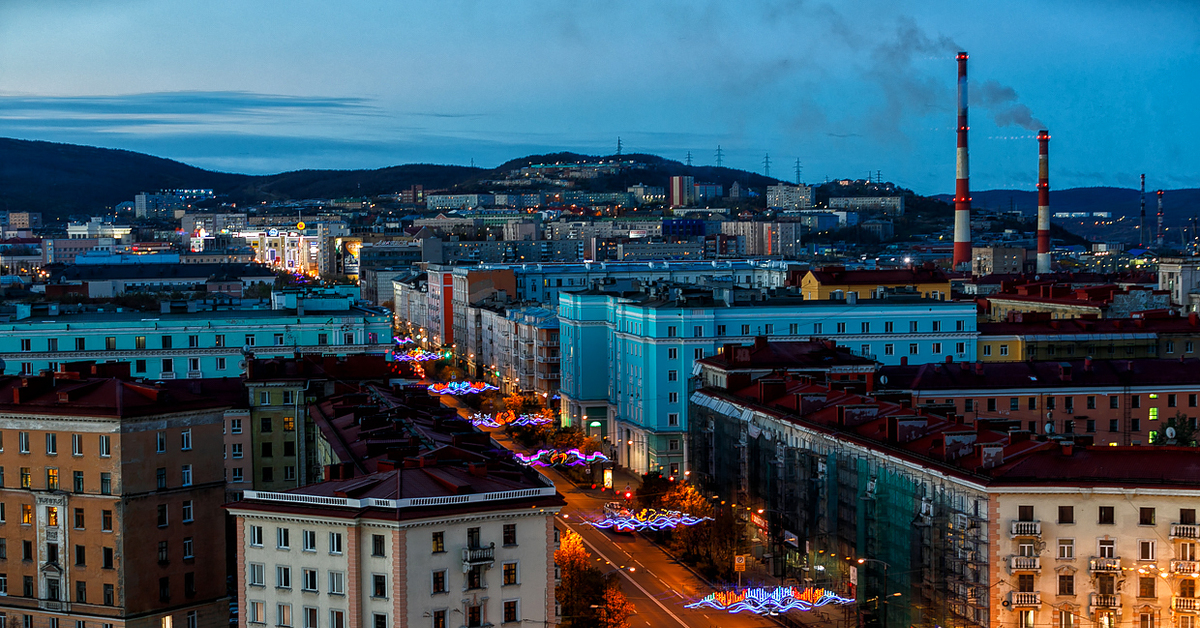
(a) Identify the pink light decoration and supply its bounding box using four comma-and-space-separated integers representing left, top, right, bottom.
515, 448, 609, 467
685, 586, 852, 615
395, 349, 440, 362
427, 381, 498, 395
470, 413, 503, 428
510, 414, 553, 426
588, 508, 712, 532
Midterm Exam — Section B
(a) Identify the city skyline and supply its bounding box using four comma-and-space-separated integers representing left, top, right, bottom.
0, 0, 1196, 194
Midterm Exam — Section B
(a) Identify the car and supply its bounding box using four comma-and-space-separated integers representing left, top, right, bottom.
603, 501, 636, 534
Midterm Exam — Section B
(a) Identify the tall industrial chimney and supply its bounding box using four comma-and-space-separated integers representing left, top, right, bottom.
1139, 174, 1146, 247
1157, 189, 1165, 247
1036, 130, 1051, 274
952, 52, 972, 270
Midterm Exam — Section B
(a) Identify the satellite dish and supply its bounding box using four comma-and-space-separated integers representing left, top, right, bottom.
1045, 422, 1055, 434
1167, 427, 1178, 439
880, 375, 888, 385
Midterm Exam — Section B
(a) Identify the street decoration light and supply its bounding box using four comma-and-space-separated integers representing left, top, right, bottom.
393, 336, 415, 345
587, 508, 712, 532
469, 413, 503, 428
684, 586, 852, 615
510, 413, 553, 426
394, 348, 440, 362
514, 448, 609, 467
427, 381, 498, 395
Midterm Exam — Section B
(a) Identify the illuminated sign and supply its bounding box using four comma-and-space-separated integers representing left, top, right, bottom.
268, 228, 280, 237
685, 587, 853, 615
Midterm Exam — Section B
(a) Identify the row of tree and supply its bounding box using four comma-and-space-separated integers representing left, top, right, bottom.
555, 529, 634, 628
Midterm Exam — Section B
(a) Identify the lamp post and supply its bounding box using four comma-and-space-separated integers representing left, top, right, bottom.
857, 558, 891, 628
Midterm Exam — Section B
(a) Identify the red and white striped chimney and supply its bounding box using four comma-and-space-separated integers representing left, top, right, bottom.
1036, 130, 1051, 273
952, 52, 972, 269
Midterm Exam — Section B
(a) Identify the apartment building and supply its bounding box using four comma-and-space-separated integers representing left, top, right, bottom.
0, 367, 240, 628
985, 284, 1172, 321
0, 299, 391, 380
688, 370, 1200, 628
559, 282, 978, 475
226, 413, 565, 628
879, 358, 1200, 445
978, 312, 1200, 362
798, 264, 952, 301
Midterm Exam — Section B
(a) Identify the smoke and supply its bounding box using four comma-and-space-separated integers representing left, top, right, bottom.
974, 79, 1045, 131
858, 18, 961, 143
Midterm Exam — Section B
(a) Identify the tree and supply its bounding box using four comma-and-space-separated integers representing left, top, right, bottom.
596, 581, 634, 628
555, 529, 606, 626
1166, 411, 1197, 446
634, 472, 672, 510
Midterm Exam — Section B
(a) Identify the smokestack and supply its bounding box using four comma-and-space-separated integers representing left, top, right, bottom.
1157, 190, 1165, 247
1036, 130, 1052, 274
1139, 174, 1146, 248
952, 52, 972, 270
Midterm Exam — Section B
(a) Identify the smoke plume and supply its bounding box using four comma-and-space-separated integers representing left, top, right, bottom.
974, 79, 1045, 131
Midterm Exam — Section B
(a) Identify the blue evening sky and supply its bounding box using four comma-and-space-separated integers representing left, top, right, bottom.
0, 0, 1196, 194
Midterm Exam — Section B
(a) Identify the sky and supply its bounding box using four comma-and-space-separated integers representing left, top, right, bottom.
0, 0, 1197, 194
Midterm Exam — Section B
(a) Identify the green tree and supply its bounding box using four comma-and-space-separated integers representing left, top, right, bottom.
1168, 412, 1197, 446
634, 472, 672, 510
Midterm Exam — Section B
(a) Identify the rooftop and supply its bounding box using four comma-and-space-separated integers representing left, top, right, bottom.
877, 358, 1200, 391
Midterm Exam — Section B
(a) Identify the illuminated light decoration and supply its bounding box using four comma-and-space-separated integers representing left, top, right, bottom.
685, 586, 853, 615
394, 349, 440, 362
515, 448, 609, 467
588, 508, 712, 532
427, 381, 498, 395
393, 336, 415, 345
509, 413, 553, 426
469, 413, 503, 428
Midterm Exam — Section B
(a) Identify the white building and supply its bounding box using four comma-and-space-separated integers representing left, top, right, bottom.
828, 196, 905, 215
766, 184, 815, 210
67, 217, 134, 242
227, 465, 563, 628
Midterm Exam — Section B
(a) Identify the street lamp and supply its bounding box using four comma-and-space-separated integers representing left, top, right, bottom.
857, 558, 892, 628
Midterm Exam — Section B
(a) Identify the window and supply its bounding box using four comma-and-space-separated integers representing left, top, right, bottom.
99, 434, 111, 457
47, 468, 59, 490
157, 504, 168, 527
1059, 506, 1074, 524
250, 525, 264, 547
999, 344, 1009, 356
1098, 539, 1115, 558
231, 419, 243, 434
104, 583, 114, 605
372, 534, 385, 557
76, 580, 87, 603
667, 370, 677, 382
158, 541, 169, 563
668, 392, 678, 403
182, 501, 193, 523
432, 570, 447, 594
217, 357, 227, 370
432, 531, 445, 553
503, 562, 518, 585
1058, 538, 1074, 559
72, 433, 83, 456
233, 443, 243, 459
75, 544, 86, 565
668, 439, 680, 451
318, 333, 328, 346
932, 342, 942, 354
987, 398, 997, 412
667, 348, 677, 360
327, 571, 345, 595
303, 530, 316, 552
1018, 505, 1035, 521
183, 537, 193, 560
277, 528, 290, 549
302, 569, 318, 592
233, 468, 244, 483
249, 563, 265, 587
260, 392, 271, 406
504, 601, 518, 624
277, 566, 291, 589
46, 433, 58, 455
162, 358, 174, 374
372, 616, 385, 628
22, 504, 32, 524
717, 325, 726, 336
504, 524, 517, 546
432, 611, 446, 628
884, 344, 894, 355
740, 324, 750, 335
1140, 508, 1156, 525
1017, 574, 1035, 592
836, 322, 846, 334
102, 510, 112, 531
18, 431, 28, 453
1183, 509, 1198, 525
468, 527, 481, 549
813, 323, 822, 334
1139, 576, 1156, 598
274, 334, 286, 346
983, 345, 991, 357
694, 325, 704, 337
862, 322, 870, 333
1133, 395, 1142, 408
1058, 573, 1074, 596
667, 326, 677, 338
328, 532, 342, 554
1139, 540, 1156, 561
667, 413, 680, 427
157, 468, 167, 489
371, 574, 386, 598
74, 507, 84, 528
1100, 506, 1116, 525
180, 429, 192, 451
181, 465, 192, 486
932, 321, 941, 332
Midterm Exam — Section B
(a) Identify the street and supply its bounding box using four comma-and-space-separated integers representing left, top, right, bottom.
436, 395, 789, 628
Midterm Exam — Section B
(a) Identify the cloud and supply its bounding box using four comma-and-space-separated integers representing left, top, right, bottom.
973, 80, 1045, 131
0, 91, 376, 118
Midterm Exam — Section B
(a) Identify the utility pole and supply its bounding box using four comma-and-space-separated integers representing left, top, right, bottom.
763, 153, 771, 178
715, 145, 724, 167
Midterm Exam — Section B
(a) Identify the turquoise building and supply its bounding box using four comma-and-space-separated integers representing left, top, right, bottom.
0, 299, 391, 379
559, 285, 979, 475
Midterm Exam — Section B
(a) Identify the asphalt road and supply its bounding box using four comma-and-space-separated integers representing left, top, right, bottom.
436, 395, 788, 628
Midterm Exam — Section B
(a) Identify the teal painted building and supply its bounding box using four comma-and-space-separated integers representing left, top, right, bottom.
0, 302, 392, 379
559, 285, 979, 475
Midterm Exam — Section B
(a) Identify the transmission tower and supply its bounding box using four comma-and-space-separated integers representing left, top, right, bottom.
715, 145, 724, 167
686, 152, 693, 167
616, 137, 622, 156
763, 153, 771, 178
794, 159, 802, 185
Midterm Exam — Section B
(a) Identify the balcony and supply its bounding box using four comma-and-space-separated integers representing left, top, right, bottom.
1010, 592, 1041, 606
1172, 524, 1199, 540
1174, 597, 1200, 612
1173, 560, 1200, 574
1010, 520, 1042, 537
462, 544, 495, 567
1089, 557, 1122, 572
1009, 556, 1041, 571
1091, 594, 1120, 609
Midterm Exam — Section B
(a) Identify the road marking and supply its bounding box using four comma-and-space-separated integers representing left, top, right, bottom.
566, 522, 692, 628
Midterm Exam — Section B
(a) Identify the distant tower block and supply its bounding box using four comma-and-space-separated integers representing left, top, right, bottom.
952, 51, 972, 269
1036, 130, 1052, 274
